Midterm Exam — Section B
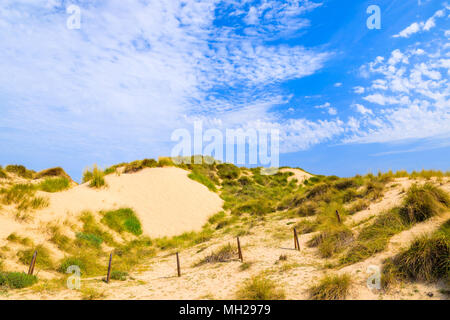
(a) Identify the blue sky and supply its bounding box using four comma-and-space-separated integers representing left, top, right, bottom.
0, 0, 449, 180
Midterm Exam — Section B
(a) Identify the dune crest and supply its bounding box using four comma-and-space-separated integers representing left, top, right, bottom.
38, 167, 223, 237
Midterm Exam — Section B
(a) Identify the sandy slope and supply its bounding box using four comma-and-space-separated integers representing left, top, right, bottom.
279, 168, 312, 183
35, 167, 224, 238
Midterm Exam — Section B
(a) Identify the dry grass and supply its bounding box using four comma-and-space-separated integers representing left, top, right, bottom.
308, 274, 352, 300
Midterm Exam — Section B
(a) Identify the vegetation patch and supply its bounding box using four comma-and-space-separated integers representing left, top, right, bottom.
101, 208, 143, 236
76, 232, 103, 248
39, 177, 70, 193
17, 245, 54, 270
236, 274, 285, 300
5, 165, 34, 179
34, 167, 70, 180
110, 270, 128, 281
0, 272, 37, 289
382, 219, 450, 289
195, 244, 236, 266
188, 170, 217, 192
308, 274, 352, 300
308, 224, 353, 258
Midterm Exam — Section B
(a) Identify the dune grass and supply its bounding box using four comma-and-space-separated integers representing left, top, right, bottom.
101, 208, 142, 236
0, 166, 7, 179
0, 272, 37, 289
6, 233, 34, 246
308, 274, 352, 300
75, 232, 103, 248
382, 219, 450, 289
39, 177, 70, 193
34, 167, 70, 180
188, 170, 217, 192
340, 183, 449, 265
195, 243, 236, 266
17, 245, 54, 270
236, 274, 285, 300
5, 165, 34, 179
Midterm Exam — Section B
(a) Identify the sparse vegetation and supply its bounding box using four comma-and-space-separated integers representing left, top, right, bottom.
308, 274, 352, 300
17, 245, 54, 270
195, 244, 236, 266
188, 170, 217, 192
236, 274, 285, 300
110, 270, 128, 281
5, 165, 34, 179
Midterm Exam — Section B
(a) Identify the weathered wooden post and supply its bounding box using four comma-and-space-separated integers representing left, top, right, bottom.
237, 236, 243, 262
28, 251, 37, 275
176, 252, 181, 277
106, 253, 113, 283
335, 210, 341, 223
294, 228, 300, 251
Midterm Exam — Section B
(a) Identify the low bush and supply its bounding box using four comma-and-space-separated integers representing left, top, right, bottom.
39, 177, 70, 193
308, 274, 352, 300
101, 208, 143, 236
0, 272, 37, 289
236, 274, 285, 300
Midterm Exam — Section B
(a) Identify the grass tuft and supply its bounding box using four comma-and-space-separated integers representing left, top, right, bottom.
308, 274, 352, 300
0, 272, 38, 289
39, 177, 70, 193
101, 208, 143, 236
236, 274, 285, 300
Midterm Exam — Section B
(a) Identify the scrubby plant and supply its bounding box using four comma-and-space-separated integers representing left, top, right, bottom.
399, 183, 450, 223
6, 233, 33, 246
195, 244, 236, 266
39, 177, 70, 193
0, 272, 37, 289
308, 224, 353, 258
58, 257, 87, 274
110, 270, 128, 281
17, 245, 54, 270
216, 163, 240, 180
347, 199, 369, 215
236, 274, 285, 300
188, 170, 217, 192
0, 166, 7, 179
382, 219, 450, 288
308, 274, 352, 300
89, 165, 106, 188
76, 232, 103, 248
101, 208, 142, 236
34, 167, 70, 180
157, 157, 174, 167
5, 165, 34, 179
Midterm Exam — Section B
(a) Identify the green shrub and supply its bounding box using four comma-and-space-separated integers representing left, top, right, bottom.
110, 270, 128, 281
39, 177, 70, 193
58, 257, 87, 274
236, 274, 285, 300
399, 183, 449, 223
76, 232, 103, 248
217, 163, 240, 180
89, 165, 106, 188
308, 224, 353, 258
308, 274, 352, 300
5, 165, 34, 179
34, 167, 70, 180
0, 167, 7, 179
101, 208, 143, 236
157, 157, 174, 167
0, 272, 37, 289
17, 245, 54, 270
188, 170, 217, 192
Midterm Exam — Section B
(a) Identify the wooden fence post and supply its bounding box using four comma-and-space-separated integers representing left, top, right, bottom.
106, 253, 113, 283
335, 210, 341, 223
237, 236, 243, 262
28, 251, 37, 275
176, 252, 181, 277
294, 228, 300, 251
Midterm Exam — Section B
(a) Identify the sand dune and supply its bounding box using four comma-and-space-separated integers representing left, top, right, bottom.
36, 167, 223, 237
279, 168, 312, 183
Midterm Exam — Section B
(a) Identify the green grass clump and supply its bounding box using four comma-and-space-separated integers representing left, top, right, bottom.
34, 167, 70, 180
308, 224, 354, 258
17, 245, 54, 270
195, 244, 236, 266
79, 211, 115, 246
112, 237, 155, 272
76, 232, 103, 248
216, 163, 240, 180
382, 219, 450, 288
308, 274, 352, 300
399, 183, 450, 223
340, 209, 409, 265
0, 183, 36, 205
110, 270, 128, 281
188, 170, 217, 192
5, 165, 34, 179
0, 272, 37, 289
101, 208, 143, 236
57, 257, 87, 274
0, 166, 7, 179
39, 177, 70, 193
236, 274, 285, 300
6, 233, 34, 246
89, 165, 106, 188
155, 228, 214, 250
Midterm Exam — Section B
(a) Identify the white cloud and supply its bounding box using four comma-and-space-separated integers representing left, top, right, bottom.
393, 8, 447, 38
353, 104, 373, 116
334, 82, 343, 87
0, 0, 332, 157
353, 86, 365, 94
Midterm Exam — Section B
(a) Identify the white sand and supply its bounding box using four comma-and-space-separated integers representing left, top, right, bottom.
279, 168, 313, 183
